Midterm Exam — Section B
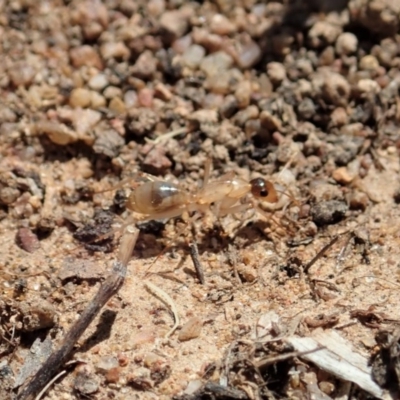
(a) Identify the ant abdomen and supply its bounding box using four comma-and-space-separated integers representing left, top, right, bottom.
126, 181, 189, 214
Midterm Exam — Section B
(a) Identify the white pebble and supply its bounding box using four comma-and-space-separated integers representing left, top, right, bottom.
88, 74, 109, 91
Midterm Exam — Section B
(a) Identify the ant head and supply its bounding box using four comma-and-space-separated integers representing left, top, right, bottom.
250, 178, 278, 203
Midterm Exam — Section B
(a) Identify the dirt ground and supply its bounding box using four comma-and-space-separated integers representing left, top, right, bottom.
1, 0, 400, 399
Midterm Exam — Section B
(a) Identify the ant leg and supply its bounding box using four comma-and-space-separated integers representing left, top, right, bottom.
143, 211, 199, 277
201, 158, 213, 189
251, 201, 292, 235
217, 203, 250, 217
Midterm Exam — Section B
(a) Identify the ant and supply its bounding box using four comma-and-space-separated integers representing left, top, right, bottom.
122, 159, 281, 225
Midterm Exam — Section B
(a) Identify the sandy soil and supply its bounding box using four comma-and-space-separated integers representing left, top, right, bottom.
1, 0, 400, 399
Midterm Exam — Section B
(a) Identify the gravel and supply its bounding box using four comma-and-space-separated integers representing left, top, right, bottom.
2, 0, 400, 398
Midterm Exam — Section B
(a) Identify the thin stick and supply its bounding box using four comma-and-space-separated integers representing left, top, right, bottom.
34, 370, 67, 400
304, 235, 339, 274
189, 242, 205, 285
144, 281, 180, 338
16, 226, 139, 400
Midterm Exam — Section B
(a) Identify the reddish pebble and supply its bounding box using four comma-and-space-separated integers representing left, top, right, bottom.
178, 317, 203, 341
118, 353, 130, 367
105, 367, 121, 383
16, 227, 40, 253
138, 88, 154, 107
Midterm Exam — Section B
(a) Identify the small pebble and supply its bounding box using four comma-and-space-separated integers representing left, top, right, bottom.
143, 352, 165, 368
308, 21, 341, 47
311, 200, 348, 226
236, 264, 257, 282
267, 62, 286, 85
234, 80, 252, 108
138, 88, 154, 107
181, 44, 206, 69
109, 97, 126, 115
160, 10, 188, 40
100, 42, 130, 60
178, 317, 203, 341
335, 32, 358, 55
143, 146, 172, 173
348, 191, 369, 211
103, 86, 123, 100
19, 299, 57, 331
200, 51, 234, 77
330, 107, 348, 127
70, 45, 103, 69
34, 120, 78, 145
234, 36, 261, 69
105, 367, 121, 384
312, 70, 350, 106
319, 381, 335, 395
131, 50, 158, 79
148, 0, 165, 17
90, 91, 106, 108
69, 88, 92, 108
88, 73, 109, 91
74, 369, 99, 395
357, 78, 380, 94
0, 187, 20, 205
210, 14, 236, 35
96, 356, 119, 375
8, 62, 36, 87
332, 167, 354, 184
16, 227, 40, 253
359, 55, 379, 71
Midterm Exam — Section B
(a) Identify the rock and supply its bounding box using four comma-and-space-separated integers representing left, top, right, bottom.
348, 191, 369, 210
308, 21, 342, 47
19, 299, 57, 332
267, 62, 287, 85
335, 32, 358, 55
332, 167, 354, 184
0, 187, 20, 205
108, 97, 126, 115
359, 55, 379, 71
8, 62, 36, 87
311, 200, 348, 226
74, 368, 100, 395
16, 227, 40, 253
143, 146, 172, 173
349, 0, 400, 36
178, 317, 203, 341
100, 42, 130, 60
234, 35, 261, 69
312, 69, 350, 106
96, 356, 119, 375
181, 44, 206, 69
70, 45, 103, 69
131, 50, 158, 79
127, 108, 158, 136
88, 73, 109, 91
330, 107, 348, 127
357, 78, 380, 94
34, 120, 78, 145
93, 124, 125, 158
200, 51, 234, 77
210, 14, 236, 35
69, 88, 92, 108
160, 10, 189, 41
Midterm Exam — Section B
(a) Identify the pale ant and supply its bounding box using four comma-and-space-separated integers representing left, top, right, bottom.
102, 159, 295, 241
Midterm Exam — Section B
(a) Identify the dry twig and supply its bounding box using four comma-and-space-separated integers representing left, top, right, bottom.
15, 225, 139, 400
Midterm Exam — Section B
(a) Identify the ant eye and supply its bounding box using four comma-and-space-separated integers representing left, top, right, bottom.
250, 178, 269, 198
